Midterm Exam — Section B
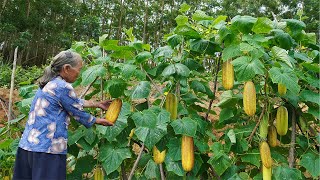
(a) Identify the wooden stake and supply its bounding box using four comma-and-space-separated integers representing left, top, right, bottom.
8, 47, 18, 122
128, 143, 145, 180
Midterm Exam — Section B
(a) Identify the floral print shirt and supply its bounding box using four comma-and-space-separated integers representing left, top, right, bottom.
19, 76, 96, 154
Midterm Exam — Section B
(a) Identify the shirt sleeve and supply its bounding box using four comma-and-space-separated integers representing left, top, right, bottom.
57, 83, 96, 128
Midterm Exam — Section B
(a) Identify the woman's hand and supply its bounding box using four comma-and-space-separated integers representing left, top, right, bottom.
97, 100, 112, 111
95, 118, 114, 126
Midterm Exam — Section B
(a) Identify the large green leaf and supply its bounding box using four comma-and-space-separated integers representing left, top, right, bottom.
99, 34, 109, 47
174, 25, 201, 39
219, 26, 233, 42
135, 51, 152, 63
190, 39, 221, 55
239, 43, 255, 52
219, 108, 234, 124
271, 46, 293, 68
229, 172, 250, 180
68, 126, 86, 145
252, 17, 273, 34
153, 46, 173, 59
192, 10, 213, 21
302, 63, 320, 73
213, 15, 228, 27
121, 64, 136, 79
95, 56, 111, 64
167, 34, 183, 48
232, 56, 264, 81
303, 33, 317, 44
194, 138, 209, 153
165, 156, 184, 176
179, 3, 191, 13
190, 80, 206, 93
81, 65, 107, 86
131, 81, 151, 99
98, 115, 128, 142
67, 155, 95, 179
269, 67, 300, 94
175, 15, 189, 26
192, 154, 204, 175
300, 90, 320, 105
111, 49, 135, 59
300, 152, 320, 178
105, 79, 127, 98
132, 109, 169, 149
77, 137, 97, 151
283, 19, 306, 36
272, 29, 294, 50
208, 153, 232, 176
294, 52, 312, 63
167, 138, 181, 161
231, 15, 257, 34
273, 166, 302, 180
170, 117, 197, 137
222, 44, 242, 62
162, 63, 190, 77
144, 160, 160, 179
99, 144, 132, 175
215, 90, 239, 108
88, 46, 101, 58
84, 128, 96, 145
240, 149, 260, 167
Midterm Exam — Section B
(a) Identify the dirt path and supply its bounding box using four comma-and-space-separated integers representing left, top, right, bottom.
0, 88, 21, 125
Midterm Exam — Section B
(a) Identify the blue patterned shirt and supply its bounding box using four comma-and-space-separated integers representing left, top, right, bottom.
19, 76, 96, 154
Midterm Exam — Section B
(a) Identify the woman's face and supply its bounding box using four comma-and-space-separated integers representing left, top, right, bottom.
60, 60, 83, 83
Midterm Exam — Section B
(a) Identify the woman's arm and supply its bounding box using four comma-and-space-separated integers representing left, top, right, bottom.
83, 100, 112, 110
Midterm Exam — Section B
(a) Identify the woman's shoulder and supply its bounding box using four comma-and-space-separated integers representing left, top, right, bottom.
42, 77, 74, 96
50, 76, 73, 89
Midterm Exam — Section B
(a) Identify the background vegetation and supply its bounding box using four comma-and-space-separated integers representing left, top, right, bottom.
0, 0, 319, 66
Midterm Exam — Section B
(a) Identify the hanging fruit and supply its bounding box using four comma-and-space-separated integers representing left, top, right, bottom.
181, 135, 194, 172
278, 83, 287, 96
259, 141, 272, 168
165, 93, 178, 120
222, 60, 234, 90
276, 106, 288, 136
153, 146, 166, 164
105, 99, 122, 123
243, 81, 256, 116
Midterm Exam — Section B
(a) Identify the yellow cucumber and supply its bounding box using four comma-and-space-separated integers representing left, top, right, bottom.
243, 81, 256, 116
276, 106, 288, 136
181, 135, 194, 172
222, 60, 234, 90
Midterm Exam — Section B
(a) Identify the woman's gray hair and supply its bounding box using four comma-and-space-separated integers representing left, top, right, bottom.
39, 50, 82, 88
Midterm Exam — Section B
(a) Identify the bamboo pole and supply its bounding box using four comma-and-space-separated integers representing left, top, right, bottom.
8, 47, 18, 122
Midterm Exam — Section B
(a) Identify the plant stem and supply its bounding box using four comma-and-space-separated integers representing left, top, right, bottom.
209, 165, 221, 180
79, 77, 98, 99
121, 163, 127, 180
100, 78, 104, 117
141, 64, 162, 95
159, 164, 165, 180
128, 143, 145, 180
288, 106, 296, 168
248, 105, 267, 144
8, 47, 18, 123
205, 53, 221, 121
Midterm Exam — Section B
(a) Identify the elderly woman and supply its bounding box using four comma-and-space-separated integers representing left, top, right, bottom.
13, 50, 113, 180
